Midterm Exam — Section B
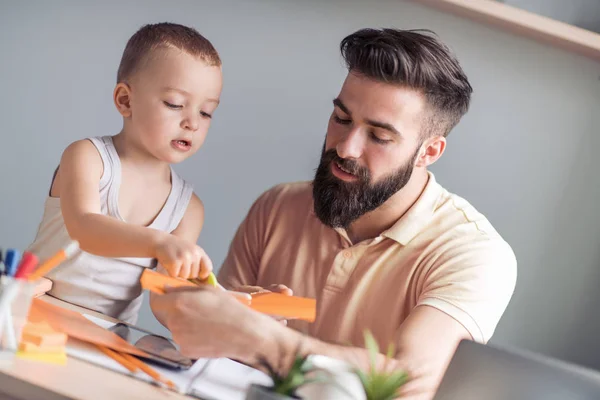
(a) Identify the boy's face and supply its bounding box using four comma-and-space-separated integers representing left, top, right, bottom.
119, 47, 223, 164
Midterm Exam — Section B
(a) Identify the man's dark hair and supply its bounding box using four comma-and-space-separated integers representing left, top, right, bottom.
340, 28, 472, 137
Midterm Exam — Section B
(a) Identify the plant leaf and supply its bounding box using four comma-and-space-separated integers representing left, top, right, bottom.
363, 330, 379, 373
386, 342, 395, 361
355, 368, 370, 388
359, 370, 409, 400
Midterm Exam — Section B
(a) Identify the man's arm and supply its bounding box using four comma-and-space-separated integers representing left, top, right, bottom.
218, 187, 297, 297
155, 286, 468, 400
218, 187, 284, 289
297, 306, 469, 399
150, 193, 209, 327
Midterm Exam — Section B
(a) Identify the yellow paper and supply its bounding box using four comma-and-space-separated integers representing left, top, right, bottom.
17, 350, 67, 365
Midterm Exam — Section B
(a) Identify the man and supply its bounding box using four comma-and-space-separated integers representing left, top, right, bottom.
151, 28, 517, 399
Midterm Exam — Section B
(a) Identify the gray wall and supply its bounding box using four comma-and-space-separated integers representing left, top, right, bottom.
502, 0, 600, 33
2, 0, 600, 370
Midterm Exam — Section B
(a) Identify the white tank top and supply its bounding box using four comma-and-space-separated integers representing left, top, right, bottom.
28, 136, 193, 323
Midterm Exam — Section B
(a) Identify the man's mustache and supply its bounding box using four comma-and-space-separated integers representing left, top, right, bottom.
322, 149, 368, 179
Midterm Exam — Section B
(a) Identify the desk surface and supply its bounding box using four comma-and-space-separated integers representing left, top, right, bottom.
0, 295, 192, 400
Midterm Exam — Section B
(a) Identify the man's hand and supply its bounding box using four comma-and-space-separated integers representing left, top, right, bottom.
228, 284, 293, 324
231, 284, 293, 296
151, 285, 292, 364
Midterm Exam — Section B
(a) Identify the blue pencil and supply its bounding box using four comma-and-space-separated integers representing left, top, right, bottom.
4, 249, 21, 277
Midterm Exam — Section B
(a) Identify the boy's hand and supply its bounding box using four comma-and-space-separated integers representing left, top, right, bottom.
154, 235, 213, 280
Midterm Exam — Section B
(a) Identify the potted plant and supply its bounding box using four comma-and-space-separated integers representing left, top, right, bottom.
246, 331, 409, 400
295, 354, 366, 400
354, 330, 409, 400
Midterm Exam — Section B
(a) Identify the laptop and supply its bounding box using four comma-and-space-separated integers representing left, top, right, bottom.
433, 339, 600, 400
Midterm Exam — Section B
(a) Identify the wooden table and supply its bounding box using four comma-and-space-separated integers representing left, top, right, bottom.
0, 295, 194, 400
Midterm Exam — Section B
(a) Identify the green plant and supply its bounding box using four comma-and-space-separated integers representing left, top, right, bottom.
256, 352, 327, 397
355, 330, 409, 400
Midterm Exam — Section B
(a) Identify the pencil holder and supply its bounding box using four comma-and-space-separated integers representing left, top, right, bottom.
0, 277, 36, 351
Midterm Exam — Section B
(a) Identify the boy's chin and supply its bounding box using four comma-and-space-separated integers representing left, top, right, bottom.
161, 154, 189, 164
161, 149, 195, 164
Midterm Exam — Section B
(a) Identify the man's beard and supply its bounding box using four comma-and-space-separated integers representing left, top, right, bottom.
312, 143, 419, 229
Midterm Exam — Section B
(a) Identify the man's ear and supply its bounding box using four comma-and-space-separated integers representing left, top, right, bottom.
113, 82, 133, 118
415, 135, 446, 168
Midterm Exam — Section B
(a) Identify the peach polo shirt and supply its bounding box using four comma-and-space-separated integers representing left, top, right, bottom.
218, 173, 517, 349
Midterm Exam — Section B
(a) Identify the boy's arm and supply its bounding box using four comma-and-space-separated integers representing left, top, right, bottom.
150, 193, 209, 327
59, 140, 169, 258
58, 140, 209, 280
169, 193, 205, 247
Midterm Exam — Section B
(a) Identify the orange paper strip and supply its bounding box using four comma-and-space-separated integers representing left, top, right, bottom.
28, 299, 148, 357
140, 269, 196, 295
140, 270, 251, 305
250, 292, 316, 323
140, 269, 316, 322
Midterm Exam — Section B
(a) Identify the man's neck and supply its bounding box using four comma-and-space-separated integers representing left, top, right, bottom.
346, 169, 429, 244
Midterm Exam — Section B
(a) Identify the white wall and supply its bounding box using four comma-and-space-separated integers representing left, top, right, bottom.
2, 0, 600, 369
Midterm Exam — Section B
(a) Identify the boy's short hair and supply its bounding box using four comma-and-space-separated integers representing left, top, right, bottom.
117, 22, 221, 83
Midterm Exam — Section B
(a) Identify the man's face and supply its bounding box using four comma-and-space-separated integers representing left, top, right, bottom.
313, 72, 427, 229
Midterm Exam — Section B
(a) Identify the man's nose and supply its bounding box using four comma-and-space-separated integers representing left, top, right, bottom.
335, 128, 364, 160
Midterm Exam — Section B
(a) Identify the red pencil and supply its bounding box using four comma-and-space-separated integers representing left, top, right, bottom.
14, 252, 39, 279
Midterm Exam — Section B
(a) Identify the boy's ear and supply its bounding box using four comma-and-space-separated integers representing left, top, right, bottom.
113, 83, 132, 118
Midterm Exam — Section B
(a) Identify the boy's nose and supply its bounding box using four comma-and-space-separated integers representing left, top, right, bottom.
182, 115, 200, 131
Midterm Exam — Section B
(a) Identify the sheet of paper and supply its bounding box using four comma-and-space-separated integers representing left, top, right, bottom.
68, 314, 272, 399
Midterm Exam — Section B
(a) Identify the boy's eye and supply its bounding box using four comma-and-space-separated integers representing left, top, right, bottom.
163, 101, 182, 109
200, 111, 212, 119
333, 115, 351, 125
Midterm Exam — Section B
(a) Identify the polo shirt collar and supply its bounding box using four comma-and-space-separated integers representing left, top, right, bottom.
383, 172, 443, 245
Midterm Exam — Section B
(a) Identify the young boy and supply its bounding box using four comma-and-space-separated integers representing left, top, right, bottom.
28, 22, 222, 324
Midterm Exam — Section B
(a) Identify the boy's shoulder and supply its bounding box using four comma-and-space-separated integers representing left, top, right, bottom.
64, 137, 99, 153
186, 191, 205, 216
59, 138, 104, 169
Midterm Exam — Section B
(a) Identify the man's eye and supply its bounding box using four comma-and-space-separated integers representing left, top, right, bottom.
370, 132, 392, 144
164, 101, 182, 109
333, 115, 351, 125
